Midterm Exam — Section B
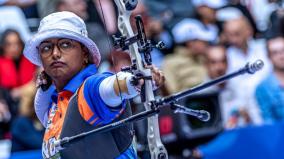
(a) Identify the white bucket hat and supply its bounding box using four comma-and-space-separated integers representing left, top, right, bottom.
172, 18, 216, 43
23, 11, 101, 66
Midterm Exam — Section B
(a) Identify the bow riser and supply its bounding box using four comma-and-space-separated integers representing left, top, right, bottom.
114, 0, 168, 158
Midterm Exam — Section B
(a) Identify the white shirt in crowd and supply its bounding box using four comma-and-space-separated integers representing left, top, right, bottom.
226, 39, 272, 125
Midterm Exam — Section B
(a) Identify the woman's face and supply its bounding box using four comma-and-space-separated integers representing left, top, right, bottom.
39, 38, 88, 84
3, 32, 23, 60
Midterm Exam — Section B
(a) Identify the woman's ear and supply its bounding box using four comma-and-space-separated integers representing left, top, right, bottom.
81, 45, 89, 56
81, 45, 93, 64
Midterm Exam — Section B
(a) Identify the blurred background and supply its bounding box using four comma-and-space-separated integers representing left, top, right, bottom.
1, 0, 284, 158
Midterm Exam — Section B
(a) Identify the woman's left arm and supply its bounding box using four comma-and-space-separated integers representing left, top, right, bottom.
99, 65, 165, 107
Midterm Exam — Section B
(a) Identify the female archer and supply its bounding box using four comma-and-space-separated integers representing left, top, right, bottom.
23, 11, 165, 159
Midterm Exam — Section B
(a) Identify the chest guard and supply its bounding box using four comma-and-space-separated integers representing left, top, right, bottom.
59, 93, 133, 159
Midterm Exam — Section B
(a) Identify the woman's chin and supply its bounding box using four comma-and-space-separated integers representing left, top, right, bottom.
50, 69, 67, 79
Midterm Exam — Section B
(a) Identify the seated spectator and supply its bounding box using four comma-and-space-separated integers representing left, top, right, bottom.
162, 19, 214, 95
192, 0, 227, 42
204, 45, 228, 88
222, 16, 272, 125
0, 29, 37, 141
0, 29, 36, 91
11, 82, 44, 152
223, 16, 271, 76
219, 1, 260, 37
255, 36, 284, 124
203, 45, 252, 129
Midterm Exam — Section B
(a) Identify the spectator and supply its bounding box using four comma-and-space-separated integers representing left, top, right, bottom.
0, 29, 36, 141
205, 45, 227, 83
203, 45, 252, 129
0, 29, 36, 91
255, 36, 284, 123
192, 0, 227, 42
162, 19, 214, 94
237, 0, 276, 33
203, 45, 228, 92
222, 16, 272, 125
221, 0, 260, 37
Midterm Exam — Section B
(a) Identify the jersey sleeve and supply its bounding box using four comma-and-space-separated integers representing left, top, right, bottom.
77, 72, 126, 126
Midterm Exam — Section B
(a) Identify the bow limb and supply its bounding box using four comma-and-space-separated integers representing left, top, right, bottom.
114, 0, 168, 158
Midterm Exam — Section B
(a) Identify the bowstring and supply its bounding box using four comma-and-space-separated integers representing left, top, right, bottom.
98, 0, 123, 102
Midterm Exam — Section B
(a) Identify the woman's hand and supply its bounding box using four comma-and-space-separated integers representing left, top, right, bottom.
147, 65, 165, 88
134, 65, 165, 90
36, 71, 52, 91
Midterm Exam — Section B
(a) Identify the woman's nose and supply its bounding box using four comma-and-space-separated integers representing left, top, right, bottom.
51, 45, 62, 59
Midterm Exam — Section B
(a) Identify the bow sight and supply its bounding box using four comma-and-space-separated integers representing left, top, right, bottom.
113, 15, 166, 102
113, 15, 166, 65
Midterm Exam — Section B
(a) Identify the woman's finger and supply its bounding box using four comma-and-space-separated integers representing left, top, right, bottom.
157, 71, 165, 87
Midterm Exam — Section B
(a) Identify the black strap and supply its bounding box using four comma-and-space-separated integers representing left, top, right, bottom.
59, 92, 133, 159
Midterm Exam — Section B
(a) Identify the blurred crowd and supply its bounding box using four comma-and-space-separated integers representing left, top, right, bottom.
1, 0, 284, 158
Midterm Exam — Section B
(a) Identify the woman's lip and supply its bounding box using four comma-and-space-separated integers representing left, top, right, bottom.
50, 61, 66, 67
